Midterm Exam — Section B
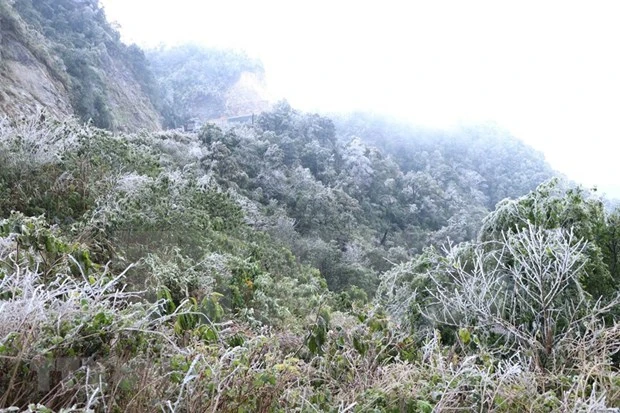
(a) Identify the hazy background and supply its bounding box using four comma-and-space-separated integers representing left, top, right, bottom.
100, 0, 620, 198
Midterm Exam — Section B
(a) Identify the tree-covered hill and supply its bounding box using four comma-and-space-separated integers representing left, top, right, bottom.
147, 45, 269, 129
1, 0, 619, 410
1, 113, 618, 412
335, 113, 556, 209
181, 101, 556, 294
0, 0, 162, 130
0, 0, 271, 132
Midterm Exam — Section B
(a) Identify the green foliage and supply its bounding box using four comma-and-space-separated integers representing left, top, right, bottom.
481, 178, 618, 297
306, 307, 331, 356
378, 179, 620, 382
0, 213, 155, 408
0, 108, 618, 411
0, 115, 160, 223
376, 246, 443, 335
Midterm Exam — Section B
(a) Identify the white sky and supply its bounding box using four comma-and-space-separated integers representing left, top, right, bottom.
100, 0, 620, 198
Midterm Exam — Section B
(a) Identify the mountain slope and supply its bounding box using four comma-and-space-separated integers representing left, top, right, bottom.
1, 2, 619, 410
334, 113, 555, 209
147, 44, 270, 128
0, 0, 161, 131
1, 113, 618, 412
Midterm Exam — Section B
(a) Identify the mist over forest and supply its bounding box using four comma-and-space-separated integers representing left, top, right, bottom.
0, 1, 619, 411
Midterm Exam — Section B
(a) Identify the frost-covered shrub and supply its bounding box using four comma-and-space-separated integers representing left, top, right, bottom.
0, 214, 162, 409
0, 115, 160, 221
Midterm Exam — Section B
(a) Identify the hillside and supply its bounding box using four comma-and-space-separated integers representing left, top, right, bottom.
147, 45, 271, 129
0, 0, 272, 132
335, 113, 555, 209
1, 1, 619, 411
0, 0, 161, 131
1, 112, 619, 411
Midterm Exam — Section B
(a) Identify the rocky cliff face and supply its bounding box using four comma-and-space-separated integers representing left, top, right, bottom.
0, 0, 274, 132
0, 5, 72, 120
0, 0, 161, 131
96, 48, 163, 132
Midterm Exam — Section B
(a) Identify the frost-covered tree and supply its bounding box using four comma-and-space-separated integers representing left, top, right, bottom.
481, 179, 618, 298
426, 224, 620, 371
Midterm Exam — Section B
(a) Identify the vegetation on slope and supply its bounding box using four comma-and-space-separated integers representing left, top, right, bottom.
335, 113, 555, 209
0, 112, 618, 412
0, 1, 618, 410
147, 45, 265, 129
0, 0, 161, 130
1, 0, 269, 132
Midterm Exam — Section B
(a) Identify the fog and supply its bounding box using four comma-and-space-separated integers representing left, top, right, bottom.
101, 0, 620, 198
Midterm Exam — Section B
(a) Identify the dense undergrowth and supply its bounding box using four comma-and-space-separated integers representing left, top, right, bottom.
0, 113, 619, 412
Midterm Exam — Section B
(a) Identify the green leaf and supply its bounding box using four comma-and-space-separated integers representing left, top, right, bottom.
458, 327, 471, 345
416, 400, 433, 413
352, 333, 368, 356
